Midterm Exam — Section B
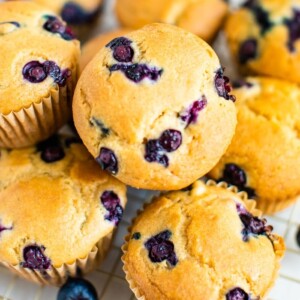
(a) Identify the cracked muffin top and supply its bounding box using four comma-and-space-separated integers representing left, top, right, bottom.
122, 180, 285, 300
209, 77, 300, 214
225, 0, 300, 83
115, 0, 229, 41
73, 23, 237, 190
0, 134, 126, 269
0, 1, 80, 115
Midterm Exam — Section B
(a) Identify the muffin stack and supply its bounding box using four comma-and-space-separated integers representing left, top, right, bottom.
0, 0, 293, 299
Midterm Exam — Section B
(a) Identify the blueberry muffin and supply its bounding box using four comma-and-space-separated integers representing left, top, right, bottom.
209, 77, 300, 214
115, 0, 229, 42
225, 0, 300, 83
122, 180, 285, 300
0, 134, 127, 285
0, 2, 80, 149
80, 28, 132, 73
73, 23, 237, 190
8, 0, 103, 40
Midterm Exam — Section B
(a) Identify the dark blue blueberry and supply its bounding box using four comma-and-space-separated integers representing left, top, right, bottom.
96, 148, 118, 175
180, 97, 207, 127
132, 232, 141, 240
21, 245, 51, 270
296, 227, 300, 248
23, 60, 71, 86
243, 0, 272, 35
236, 204, 273, 242
144, 129, 182, 167
90, 118, 110, 137
226, 287, 250, 300
0, 223, 12, 235
100, 191, 123, 225
57, 277, 98, 300
214, 69, 236, 102
145, 230, 178, 266
159, 130, 182, 152
106, 37, 134, 63
239, 39, 258, 64
23, 61, 47, 83
284, 9, 300, 52
37, 135, 65, 163
232, 80, 254, 89
223, 164, 247, 187
40, 146, 65, 163
61, 2, 101, 25
109, 63, 163, 83
43, 15, 75, 40
221, 164, 257, 199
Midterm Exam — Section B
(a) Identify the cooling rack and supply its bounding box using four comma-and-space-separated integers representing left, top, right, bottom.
0, 0, 299, 299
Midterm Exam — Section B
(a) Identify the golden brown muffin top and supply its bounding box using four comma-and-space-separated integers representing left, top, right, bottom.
209, 77, 300, 210
123, 180, 285, 300
0, 134, 126, 269
73, 23, 236, 190
0, 1, 80, 115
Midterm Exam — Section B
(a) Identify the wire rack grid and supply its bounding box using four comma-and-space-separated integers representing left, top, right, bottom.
0, 188, 300, 300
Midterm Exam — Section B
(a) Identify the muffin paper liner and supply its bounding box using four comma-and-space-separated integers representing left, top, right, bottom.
257, 195, 300, 215
0, 84, 72, 149
1, 232, 113, 286
121, 179, 285, 300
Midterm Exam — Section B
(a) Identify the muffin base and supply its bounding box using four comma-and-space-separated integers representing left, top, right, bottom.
122, 180, 285, 300
1, 232, 113, 286
257, 196, 300, 215
0, 84, 71, 149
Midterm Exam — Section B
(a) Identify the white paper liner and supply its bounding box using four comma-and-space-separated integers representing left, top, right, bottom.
1, 232, 113, 286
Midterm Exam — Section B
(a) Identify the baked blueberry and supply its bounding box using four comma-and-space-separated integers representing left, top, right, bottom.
236, 204, 273, 242
106, 37, 134, 63
0, 223, 12, 235
145, 230, 178, 266
284, 9, 300, 52
21, 245, 51, 270
37, 135, 65, 163
159, 130, 182, 152
145, 130, 182, 167
239, 39, 258, 64
61, 2, 101, 25
132, 232, 141, 240
226, 287, 250, 300
100, 191, 123, 225
180, 97, 207, 127
22, 61, 47, 83
96, 148, 119, 175
215, 69, 236, 102
109, 63, 163, 83
90, 118, 110, 137
144, 139, 169, 167
243, 0, 272, 35
57, 277, 98, 300
43, 15, 75, 40
223, 164, 247, 187
23, 60, 71, 86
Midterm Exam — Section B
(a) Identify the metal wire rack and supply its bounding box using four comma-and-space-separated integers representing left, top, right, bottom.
0, 188, 299, 300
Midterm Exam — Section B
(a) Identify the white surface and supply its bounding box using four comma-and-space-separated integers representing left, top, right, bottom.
0, 0, 300, 299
